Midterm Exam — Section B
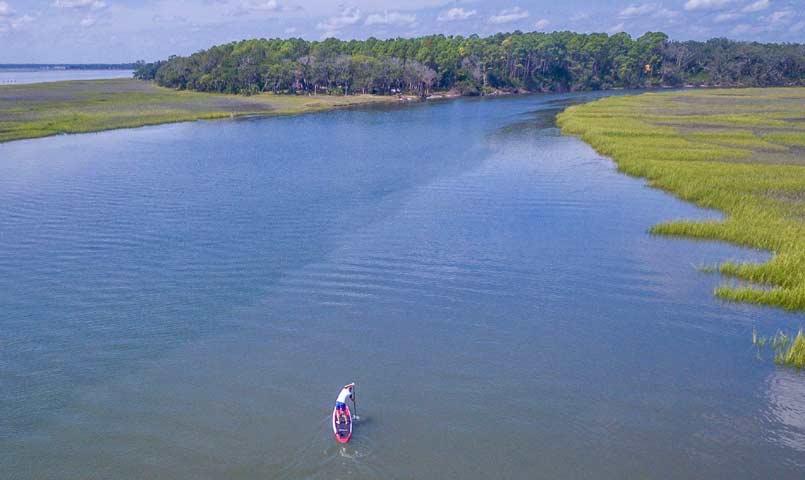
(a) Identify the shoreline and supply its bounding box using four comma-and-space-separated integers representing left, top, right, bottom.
1, 78, 783, 145
557, 87, 805, 312
0, 79, 401, 144
0, 79, 521, 144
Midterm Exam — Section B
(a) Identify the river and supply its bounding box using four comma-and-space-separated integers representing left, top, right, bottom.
0, 68, 133, 85
1, 93, 803, 478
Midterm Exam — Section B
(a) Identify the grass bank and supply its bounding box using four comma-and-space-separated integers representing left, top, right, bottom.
0, 79, 395, 143
557, 88, 805, 311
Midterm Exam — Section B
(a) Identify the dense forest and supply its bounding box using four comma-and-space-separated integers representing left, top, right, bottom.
134, 32, 805, 96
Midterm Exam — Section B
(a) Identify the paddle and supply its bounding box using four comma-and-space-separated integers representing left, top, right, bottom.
352, 384, 357, 420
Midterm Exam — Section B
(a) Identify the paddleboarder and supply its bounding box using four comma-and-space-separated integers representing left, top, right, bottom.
332, 383, 356, 443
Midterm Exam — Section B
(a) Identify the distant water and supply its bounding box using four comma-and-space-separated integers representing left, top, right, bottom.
0, 68, 133, 85
1, 93, 803, 479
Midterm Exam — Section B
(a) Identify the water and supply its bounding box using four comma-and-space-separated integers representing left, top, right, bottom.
1, 93, 803, 479
0, 68, 133, 85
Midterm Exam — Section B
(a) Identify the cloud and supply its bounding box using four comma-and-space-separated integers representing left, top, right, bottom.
437, 7, 476, 22
534, 18, 549, 30
11, 12, 33, 28
242, 0, 280, 11
618, 3, 679, 20
653, 8, 680, 19
228, 0, 294, 16
488, 7, 529, 24
53, 0, 106, 9
763, 9, 794, 24
742, 0, 770, 13
607, 22, 625, 34
715, 11, 742, 22
80, 15, 96, 27
0, 2, 36, 34
569, 12, 591, 22
619, 3, 656, 18
684, 0, 732, 11
365, 10, 416, 26
316, 6, 360, 32
729, 7, 797, 35
730, 22, 752, 33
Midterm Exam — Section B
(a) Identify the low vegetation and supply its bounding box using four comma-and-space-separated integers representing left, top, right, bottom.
753, 329, 805, 369
134, 33, 804, 96
558, 88, 805, 311
0, 79, 393, 143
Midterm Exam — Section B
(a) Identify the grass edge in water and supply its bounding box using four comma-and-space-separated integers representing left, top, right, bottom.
557, 88, 805, 312
752, 328, 805, 369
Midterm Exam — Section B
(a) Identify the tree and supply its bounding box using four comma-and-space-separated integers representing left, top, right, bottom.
135, 33, 804, 96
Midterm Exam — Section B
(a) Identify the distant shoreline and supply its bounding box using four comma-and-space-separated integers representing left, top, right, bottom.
0, 63, 137, 70
0, 78, 400, 144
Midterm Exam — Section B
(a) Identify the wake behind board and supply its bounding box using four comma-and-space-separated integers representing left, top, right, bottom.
332, 404, 352, 443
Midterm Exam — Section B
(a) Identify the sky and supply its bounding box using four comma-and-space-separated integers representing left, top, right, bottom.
0, 0, 802, 63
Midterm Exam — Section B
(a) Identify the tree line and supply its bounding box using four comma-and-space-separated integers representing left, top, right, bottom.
134, 32, 804, 96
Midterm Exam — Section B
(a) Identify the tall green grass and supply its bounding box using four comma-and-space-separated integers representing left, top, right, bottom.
558, 88, 805, 311
753, 328, 805, 368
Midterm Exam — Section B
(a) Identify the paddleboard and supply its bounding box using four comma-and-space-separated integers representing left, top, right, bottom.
332, 403, 352, 443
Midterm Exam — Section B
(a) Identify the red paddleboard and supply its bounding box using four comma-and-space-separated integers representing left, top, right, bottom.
332, 404, 352, 443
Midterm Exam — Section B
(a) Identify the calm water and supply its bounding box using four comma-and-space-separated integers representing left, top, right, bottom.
0, 68, 133, 85
1, 94, 804, 479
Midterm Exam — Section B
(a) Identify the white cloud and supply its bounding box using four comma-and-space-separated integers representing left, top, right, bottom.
730, 22, 753, 33
365, 10, 415, 26
619, 3, 656, 18
653, 8, 680, 19
80, 15, 96, 27
684, 0, 732, 11
619, 3, 680, 20
284, 26, 296, 33
242, 0, 280, 11
607, 22, 625, 34
437, 7, 476, 22
54, 0, 106, 9
570, 12, 591, 22
729, 7, 796, 35
488, 7, 529, 24
229, 0, 297, 16
742, 0, 770, 13
11, 13, 33, 28
0, 2, 36, 34
715, 12, 742, 22
764, 9, 794, 24
316, 6, 360, 32
534, 18, 549, 30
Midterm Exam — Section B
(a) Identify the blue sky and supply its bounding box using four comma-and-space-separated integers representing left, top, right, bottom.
0, 0, 802, 63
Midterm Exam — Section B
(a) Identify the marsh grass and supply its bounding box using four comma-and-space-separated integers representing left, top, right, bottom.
0, 79, 394, 143
753, 328, 805, 368
558, 88, 805, 311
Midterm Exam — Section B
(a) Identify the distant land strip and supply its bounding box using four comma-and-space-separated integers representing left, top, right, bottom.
0, 79, 397, 144
0, 64, 137, 70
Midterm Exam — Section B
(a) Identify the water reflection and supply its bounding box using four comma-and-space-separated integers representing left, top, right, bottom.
766, 369, 805, 453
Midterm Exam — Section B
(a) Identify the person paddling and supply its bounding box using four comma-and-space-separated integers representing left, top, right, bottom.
336, 383, 354, 410
332, 383, 356, 443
